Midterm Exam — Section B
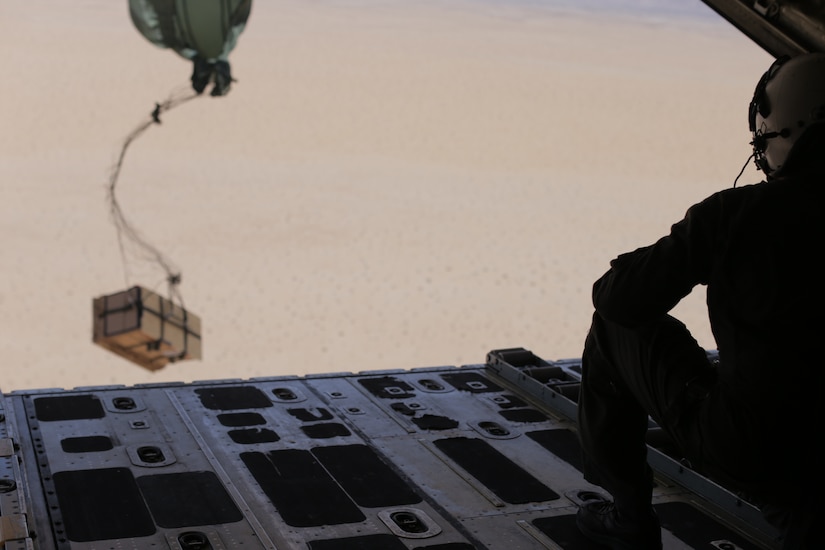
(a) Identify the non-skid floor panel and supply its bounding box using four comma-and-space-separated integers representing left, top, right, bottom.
312, 444, 422, 507
526, 429, 585, 472
137, 471, 243, 528
412, 414, 459, 430
53, 467, 155, 542
531, 514, 604, 549
195, 386, 273, 410
60, 435, 113, 453
656, 501, 764, 549
241, 449, 365, 527
217, 412, 267, 427
433, 437, 559, 504
229, 428, 280, 444
34, 395, 105, 421
302, 423, 352, 439
307, 534, 408, 550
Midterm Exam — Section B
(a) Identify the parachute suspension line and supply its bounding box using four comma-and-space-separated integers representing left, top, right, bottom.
107, 85, 199, 307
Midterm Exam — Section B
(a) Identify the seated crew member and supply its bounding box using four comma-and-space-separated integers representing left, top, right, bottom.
128, 0, 252, 96
575, 52, 825, 550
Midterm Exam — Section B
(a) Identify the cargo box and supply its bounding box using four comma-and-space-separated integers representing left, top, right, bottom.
92, 286, 202, 371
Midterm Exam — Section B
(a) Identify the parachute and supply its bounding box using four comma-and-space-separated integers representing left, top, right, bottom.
128, 0, 253, 96
93, 2, 253, 370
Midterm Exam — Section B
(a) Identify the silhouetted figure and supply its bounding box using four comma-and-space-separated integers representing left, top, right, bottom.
128, 0, 252, 96
576, 53, 825, 550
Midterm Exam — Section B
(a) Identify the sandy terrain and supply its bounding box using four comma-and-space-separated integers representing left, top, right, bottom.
0, 1, 771, 391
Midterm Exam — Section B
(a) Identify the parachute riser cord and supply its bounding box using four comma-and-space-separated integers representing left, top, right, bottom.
107, 85, 198, 311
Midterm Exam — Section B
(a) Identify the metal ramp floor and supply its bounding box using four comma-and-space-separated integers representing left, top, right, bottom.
0, 348, 780, 549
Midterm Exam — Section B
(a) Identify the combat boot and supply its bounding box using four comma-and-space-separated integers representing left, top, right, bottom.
576, 499, 662, 550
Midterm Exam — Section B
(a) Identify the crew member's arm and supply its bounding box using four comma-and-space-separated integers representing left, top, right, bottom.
592, 195, 719, 327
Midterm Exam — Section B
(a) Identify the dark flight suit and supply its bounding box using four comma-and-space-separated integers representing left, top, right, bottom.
578, 174, 825, 548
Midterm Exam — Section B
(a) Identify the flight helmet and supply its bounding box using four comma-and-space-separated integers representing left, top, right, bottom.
749, 52, 825, 177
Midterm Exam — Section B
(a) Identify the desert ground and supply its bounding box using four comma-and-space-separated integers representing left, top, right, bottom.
0, 0, 771, 391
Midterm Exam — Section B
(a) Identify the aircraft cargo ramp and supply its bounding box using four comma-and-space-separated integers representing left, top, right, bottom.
0, 349, 781, 549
